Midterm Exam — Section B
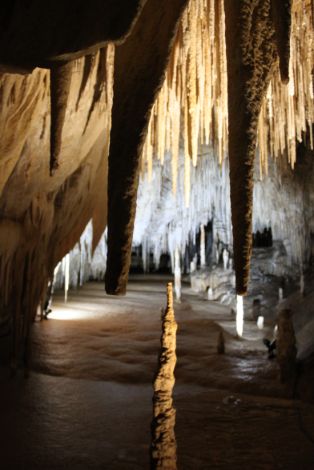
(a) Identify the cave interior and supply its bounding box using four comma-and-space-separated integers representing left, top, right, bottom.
0, 1, 314, 468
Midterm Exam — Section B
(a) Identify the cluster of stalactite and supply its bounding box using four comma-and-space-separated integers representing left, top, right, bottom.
257, 0, 314, 177
140, 0, 313, 295
142, 0, 228, 207
142, 0, 313, 201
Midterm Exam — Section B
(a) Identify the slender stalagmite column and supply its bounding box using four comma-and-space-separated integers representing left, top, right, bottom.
64, 253, 70, 302
151, 282, 177, 470
174, 248, 181, 301
200, 224, 206, 268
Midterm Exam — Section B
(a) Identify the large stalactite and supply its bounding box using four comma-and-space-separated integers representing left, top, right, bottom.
224, 0, 297, 295
105, 0, 189, 295
224, 0, 278, 294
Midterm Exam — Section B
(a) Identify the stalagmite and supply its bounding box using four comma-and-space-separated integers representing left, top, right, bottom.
222, 248, 228, 270
300, 264, 305, 296
64, 253, 70, 303
49, 61, 72, 175
174, 248, 181, 301
105, 0, 189, 295
151, 283, 177, 470
236, 295, 244, 338
278, 287, 284, 301
200, 224, 206, 267
257, 316, 264, 329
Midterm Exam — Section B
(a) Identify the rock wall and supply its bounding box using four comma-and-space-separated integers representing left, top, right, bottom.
0, 50, 114, 361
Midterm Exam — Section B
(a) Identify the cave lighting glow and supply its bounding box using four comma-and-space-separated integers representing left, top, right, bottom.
236, 295, 244, 337
48, 308, 91, 321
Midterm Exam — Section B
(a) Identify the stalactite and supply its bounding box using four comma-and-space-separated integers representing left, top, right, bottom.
184, 150, 191, 207
84, 47, 113, 133
225, 0, 277, 295
258, 2, 314, 175
271, 0, 292, 83
49, 61, 72, 175
151, 282, 177, 470
75, 54, 96, 111
142, 0, 229, 203
105, 0, 189, 295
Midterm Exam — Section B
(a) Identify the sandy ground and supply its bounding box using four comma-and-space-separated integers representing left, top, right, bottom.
1, 276, 314, 469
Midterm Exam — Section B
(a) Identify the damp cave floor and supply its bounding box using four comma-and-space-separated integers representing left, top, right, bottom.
1, 276, 314, 469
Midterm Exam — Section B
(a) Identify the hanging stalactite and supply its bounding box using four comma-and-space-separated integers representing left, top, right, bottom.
271, 0, 292, 84
141, 0, 312, 195
49, 61, 73, 175
105, 0, 190, 295
75, 54, 96, 111
225, 0, 278, 295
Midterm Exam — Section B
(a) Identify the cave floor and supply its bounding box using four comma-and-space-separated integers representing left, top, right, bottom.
1, 276, 314, 469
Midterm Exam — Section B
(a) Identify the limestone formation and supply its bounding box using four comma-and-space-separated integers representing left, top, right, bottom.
105, 0, 189, 295
0, 48, 114, 363
50, 62, 73, 174
151, 283, 178, 470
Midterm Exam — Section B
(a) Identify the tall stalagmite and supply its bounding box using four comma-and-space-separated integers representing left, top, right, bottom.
151, 283, 178, 469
